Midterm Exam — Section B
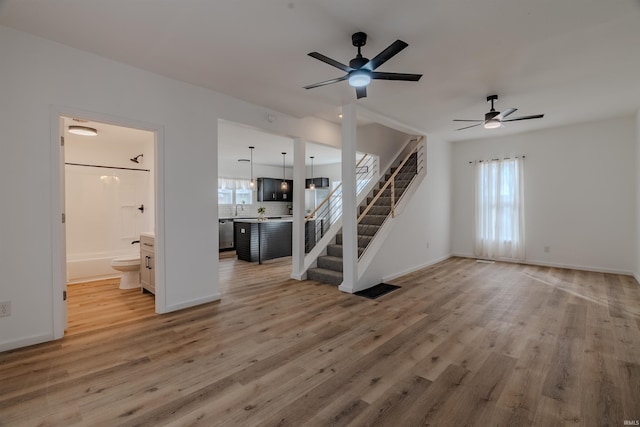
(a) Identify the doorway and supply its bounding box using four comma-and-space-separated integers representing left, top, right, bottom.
217, 120, 295, 265
53, 110, 163, 338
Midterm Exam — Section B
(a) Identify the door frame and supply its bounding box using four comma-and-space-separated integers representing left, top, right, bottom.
50, 106, 166, 339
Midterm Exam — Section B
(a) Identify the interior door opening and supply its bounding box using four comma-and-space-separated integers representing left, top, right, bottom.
60, 115, 156, 335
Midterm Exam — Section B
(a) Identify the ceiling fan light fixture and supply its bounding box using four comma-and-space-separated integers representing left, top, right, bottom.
68, 125, 97, 136
454, 94, 544, 131
484, 119, 501, 129
348, 70, 371, 88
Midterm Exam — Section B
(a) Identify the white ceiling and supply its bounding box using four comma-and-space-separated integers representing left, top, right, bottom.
2, 0, 640, 142
63, 117, 153, 149
218, 121, 344, 167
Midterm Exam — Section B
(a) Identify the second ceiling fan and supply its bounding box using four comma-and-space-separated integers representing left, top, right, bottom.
454, 95, 544, 130
303, 32, 422, 99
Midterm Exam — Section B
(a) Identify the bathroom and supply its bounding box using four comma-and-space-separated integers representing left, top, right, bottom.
63, 117, 155, 290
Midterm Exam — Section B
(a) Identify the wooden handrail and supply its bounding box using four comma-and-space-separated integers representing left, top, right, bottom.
305, 153, 371, 221
357, 136, 424, 223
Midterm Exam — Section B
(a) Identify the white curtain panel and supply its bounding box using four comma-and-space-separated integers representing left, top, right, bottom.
474, 157, 525, 260
218, 177, 251, 190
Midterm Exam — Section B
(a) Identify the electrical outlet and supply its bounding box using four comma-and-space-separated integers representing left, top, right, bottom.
0, 301, 10, 317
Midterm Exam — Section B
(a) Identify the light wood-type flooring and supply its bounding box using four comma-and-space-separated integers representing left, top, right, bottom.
1, 256, 640, 426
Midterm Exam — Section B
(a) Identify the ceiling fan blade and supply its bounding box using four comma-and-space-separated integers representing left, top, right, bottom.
502, 114, 545, 122
453, 119, 484, 122
356, 86, 367, 99
370, 71, 422, 81
496, 108, 517, 120
364, 40, 408, 71
303, 75, 349, 90
456, 123, 483, 131
308, 52, 354, 73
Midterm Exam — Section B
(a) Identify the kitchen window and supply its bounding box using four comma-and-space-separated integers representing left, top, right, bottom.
218, 177, 253, 205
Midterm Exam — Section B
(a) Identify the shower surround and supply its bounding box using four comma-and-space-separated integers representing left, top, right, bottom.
64, 119, 154, 283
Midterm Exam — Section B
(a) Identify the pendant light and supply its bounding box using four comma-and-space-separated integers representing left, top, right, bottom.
309, 156, 315, 190
249, 146, 255, 189
281, 152, 288, 191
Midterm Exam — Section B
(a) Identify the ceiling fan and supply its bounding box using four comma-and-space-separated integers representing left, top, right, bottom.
454, 95, 544, 130
303, 32, 422, 99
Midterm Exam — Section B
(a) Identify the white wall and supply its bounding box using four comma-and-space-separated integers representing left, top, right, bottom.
218, 162, 292, 181
0, 25, 341, 351
356, 123, 412, 172
451, 115, 637, 274
311, 162, 342, 186
359, 136, 453, 283
636, 109, 640, 282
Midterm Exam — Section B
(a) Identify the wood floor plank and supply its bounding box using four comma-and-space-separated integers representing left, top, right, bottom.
400, 363, 471, 426
497, 338, 554, 426
424, 351, 517, 426
1, 256, 639, 426
346, 374, 432, 426
617, 360, 640, 422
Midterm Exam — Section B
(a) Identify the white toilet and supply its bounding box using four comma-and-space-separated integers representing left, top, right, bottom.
111, 254, 141, 289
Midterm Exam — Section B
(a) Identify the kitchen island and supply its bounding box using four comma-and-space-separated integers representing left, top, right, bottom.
234, 218, 292, 263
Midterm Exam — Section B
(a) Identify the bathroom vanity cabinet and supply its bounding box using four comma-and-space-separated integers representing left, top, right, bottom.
140, 233, 155, 294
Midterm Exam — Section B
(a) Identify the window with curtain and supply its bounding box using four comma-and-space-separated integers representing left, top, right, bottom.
218, 177, 253, 205
474, 157, 525, 260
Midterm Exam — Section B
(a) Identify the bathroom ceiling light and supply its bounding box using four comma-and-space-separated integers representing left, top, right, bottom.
281, 152, 288, 191
68, 125, 98, 136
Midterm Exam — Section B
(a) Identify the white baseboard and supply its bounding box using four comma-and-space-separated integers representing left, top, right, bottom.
382, 253, 453, 282
67, 274, 120, 285
338, 283, 354, 294
451, 252, 635, 277
0, 332, 55, 353
163, 293, 221, 313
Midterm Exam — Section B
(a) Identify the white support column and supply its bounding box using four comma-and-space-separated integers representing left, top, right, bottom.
291, 138, 306, 280
339, 104, 358, 293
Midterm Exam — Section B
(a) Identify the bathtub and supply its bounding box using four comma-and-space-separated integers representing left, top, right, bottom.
66, 251, 138, 284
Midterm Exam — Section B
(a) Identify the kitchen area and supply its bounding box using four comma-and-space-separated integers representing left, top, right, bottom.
218, 120, 340, 265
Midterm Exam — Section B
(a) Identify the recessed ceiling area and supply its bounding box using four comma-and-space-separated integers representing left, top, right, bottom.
2, 1, 639, 142
218, 121, 345, 167
62, 117, 154, 151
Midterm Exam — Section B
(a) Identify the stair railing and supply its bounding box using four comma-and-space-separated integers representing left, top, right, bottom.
304, 153, 377, 253
357, 136, 424, 223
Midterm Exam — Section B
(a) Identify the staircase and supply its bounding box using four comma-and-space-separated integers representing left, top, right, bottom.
307, 151, 419, 286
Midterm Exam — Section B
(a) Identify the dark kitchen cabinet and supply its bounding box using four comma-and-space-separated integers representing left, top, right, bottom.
280, 179, 293, 201
257, 178, 278, 201
234, 220, 292, 263
257, 178, 294, 202
305, 177, 330, 188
